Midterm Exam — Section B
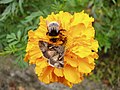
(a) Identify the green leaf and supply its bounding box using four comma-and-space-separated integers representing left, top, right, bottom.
7, 38, 15, 42
112, 0, 116, 4
23, 35, 28, 41
0, 34, 6, 39
22, 11, 44, 23
0, 15, 6, 21
15, 54, 28, 68
6, 34, 12, 39
1, 4, 11, 16
11, 2, 17, 15
9, 41, 19, 46
11, 33, 17, 39
18, 0, 24, 14
0, 0, 13, 4
7, 33, 16, 40
17, 30, 22, 41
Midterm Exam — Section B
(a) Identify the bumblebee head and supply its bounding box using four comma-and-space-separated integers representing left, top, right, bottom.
47, 21, 60, 36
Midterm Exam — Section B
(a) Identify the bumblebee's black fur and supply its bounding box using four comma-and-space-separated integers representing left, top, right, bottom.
46, 29, 60, 36
47, 22, 60, 36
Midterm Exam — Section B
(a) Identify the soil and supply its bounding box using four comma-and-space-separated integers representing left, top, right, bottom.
0, 56, 115, 90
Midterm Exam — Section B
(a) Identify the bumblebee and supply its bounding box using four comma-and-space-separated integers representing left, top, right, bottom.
39, 21, 67, 68
47, 21, 60, 36
46, 21, 67, 44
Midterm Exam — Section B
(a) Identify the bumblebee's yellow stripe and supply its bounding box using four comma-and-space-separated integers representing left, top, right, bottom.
47, 35, 59, 39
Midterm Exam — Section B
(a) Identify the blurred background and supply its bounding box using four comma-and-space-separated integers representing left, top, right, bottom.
0, 0, 120, 90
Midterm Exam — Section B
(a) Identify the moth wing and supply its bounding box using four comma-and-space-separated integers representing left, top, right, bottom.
52, 54, 59, 61
39, 41, 48, 52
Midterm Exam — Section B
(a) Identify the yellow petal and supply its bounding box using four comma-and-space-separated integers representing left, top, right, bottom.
24, 53, 29, 62
90, 52, 99, 59
71, 11, 94, 27
46, 12, 58, 22
35, 29, 46, 38
71, 46, 91, 58
78, 59, 95, 73
39, 16, 47, 31
68, 23, 85, 37
54, 68, 63, 77
91, 40, 99, 52
50, 72, 58, 82
36, 59, 48, 68
57, 11, 72, 30
82, 26, 95, 39
40, 66, 54, 84
35, 66, 43, 76
28, 30, 34, 38
63, 65, 80, 83
29, 52, 42, 61
87, 56, 94, 63
29, 48, 42, 57
64, 54, 78, 67
58, 77, 73, 87
26, 42, 34, 52
38, 75, 50, 84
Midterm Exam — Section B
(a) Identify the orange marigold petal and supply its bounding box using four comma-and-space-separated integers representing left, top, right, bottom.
26, 42, 34, 52
71, 11, 94, 27
57, 11, 72, 30
24, 53, 29, 62
90, 52, 99, 59
36, 59, 48, 68
28, 30, 35, 38
63, 65, 80, 83
87, 56, 94, 63
71, 46, 91, 58
29, 48, 42, 57
50, 72, 58, 82
39, 66, 54, 84
91, 40, 99, 52
35, 66, 43, 76
64, 54, 78, 67
82, 26, 95, 39
35, 29, 47, 39
39, 16, 47, 32
54, 68, 63, 77
68, 23, 85, 37
78, 59, 95, 73
57, 77, 73, 88
46, 12, 58, 22
29, 53, 42, 61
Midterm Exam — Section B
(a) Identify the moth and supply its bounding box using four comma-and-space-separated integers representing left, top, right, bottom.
39, 41, 65, 68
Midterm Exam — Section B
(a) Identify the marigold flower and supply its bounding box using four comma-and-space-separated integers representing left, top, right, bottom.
24, 11, 99, 87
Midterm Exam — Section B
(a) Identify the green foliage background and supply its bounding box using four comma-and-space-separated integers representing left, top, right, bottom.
0, 0, 120, 88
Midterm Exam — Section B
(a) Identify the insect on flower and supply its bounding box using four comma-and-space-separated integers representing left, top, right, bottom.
46, 21, 67, 44
47, 21, 60, 36
39, 21, 67, 68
